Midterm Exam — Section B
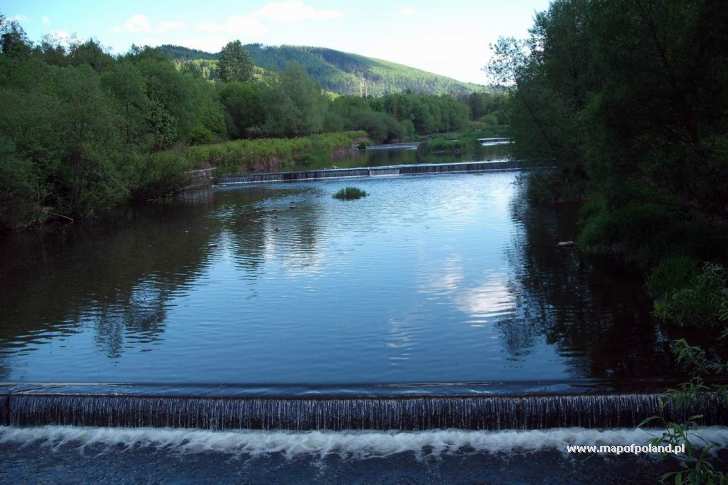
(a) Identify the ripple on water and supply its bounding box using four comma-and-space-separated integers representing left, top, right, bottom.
0, 172, 663, 386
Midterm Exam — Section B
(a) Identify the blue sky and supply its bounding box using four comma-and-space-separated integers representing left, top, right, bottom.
3, 0, 550, 83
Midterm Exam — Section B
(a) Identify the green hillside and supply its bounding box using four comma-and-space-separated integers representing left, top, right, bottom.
157, 44, 483, 96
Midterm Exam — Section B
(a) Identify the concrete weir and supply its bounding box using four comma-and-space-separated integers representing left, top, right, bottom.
215, 160, 527, 185
3, 392, 727, 431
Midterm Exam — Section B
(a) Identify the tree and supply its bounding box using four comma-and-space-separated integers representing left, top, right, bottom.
219, 81, 268, 138
0, 15, 31, 58
263, 63, 327, 137
217, 41, 254, 82
492, 0, 728, 269
0, 15, 234, 229
101, 61, 149, 145
68, 40, 113, 72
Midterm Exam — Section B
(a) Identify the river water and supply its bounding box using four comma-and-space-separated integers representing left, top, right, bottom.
4, 426, 727, 484
0, 165, 679, 391
3, 149, 726, 482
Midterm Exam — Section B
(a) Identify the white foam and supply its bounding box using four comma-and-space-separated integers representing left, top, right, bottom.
2, 426, 728, 459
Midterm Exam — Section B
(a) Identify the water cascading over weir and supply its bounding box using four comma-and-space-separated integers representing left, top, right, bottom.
2, 392, 727, 431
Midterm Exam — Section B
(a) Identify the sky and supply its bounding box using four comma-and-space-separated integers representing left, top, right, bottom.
3, 0, 551, 84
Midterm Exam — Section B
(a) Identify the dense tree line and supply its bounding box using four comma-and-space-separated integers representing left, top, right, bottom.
0, 15, 505, 231
489, 0, 728, 328
464, 91, 510, 131
495, 9, 728, 479
0, 17, 228, 229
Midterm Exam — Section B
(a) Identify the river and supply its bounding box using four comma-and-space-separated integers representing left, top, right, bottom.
0, 161, 676, 390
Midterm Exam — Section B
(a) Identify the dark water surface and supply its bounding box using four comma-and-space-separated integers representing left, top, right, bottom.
0, 170, 674, 389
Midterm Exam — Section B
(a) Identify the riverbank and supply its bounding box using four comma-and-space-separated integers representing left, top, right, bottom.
0, 131, 369, 233
2, 129, 519, 234
158, 131, 369, 177
2, 128, 511, 233
171, 127, 512, 180
158, 130, 518, 191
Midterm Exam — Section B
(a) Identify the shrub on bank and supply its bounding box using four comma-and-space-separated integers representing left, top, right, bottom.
421, 136, 468, 153
651, 262, 728, 328
176, 131, 368, 175
523, 171, 584, 206
131, 150, 195, 201
647, 256, 700, 300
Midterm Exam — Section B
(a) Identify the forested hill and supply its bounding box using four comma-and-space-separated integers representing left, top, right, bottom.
157, 45, 218, 61
157, 44, 483, 96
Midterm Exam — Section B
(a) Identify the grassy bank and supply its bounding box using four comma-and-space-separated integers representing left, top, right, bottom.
417, 123, 510, 153
415, 127, 512, 162
154, 131, 368, 178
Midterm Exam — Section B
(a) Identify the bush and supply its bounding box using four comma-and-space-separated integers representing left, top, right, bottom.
130, 150, 193, 201
577, 194, 683, 267
421, 136, 467, 153
653, 263, 728, 328
524, 171, 563, 205
0, 146, 43, 229
176, 131, 367, 175
647, 256, 700, 300
333, 187, 368, 200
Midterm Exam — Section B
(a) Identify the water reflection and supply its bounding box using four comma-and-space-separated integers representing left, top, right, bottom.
0, 201, 220, 365
0, 170, 687, 386
500, 176, 672, 378
327, 139, 514, 168
455, 274, 516, 323
420, 256, 463, 295
92, 282, 169, 359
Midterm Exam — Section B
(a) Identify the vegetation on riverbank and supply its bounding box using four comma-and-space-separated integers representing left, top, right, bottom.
489, 0, 728, 328
492, 2, 728, 479
160, 131, 368, 176
0, 14, 510, 232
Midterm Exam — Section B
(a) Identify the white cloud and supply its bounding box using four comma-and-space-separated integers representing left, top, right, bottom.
399, 6, 416, 16
112, 15, 188, 35
9, 14, 28, 22
113, 14, 152, 33
42, 16, 51, 26
257, 1, 342, 22
194, 1, 341, 36
48, 30, 77, 47
113, 1, 341, 42
179, 36, 228, 53
195, 15, 267, 37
